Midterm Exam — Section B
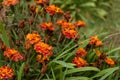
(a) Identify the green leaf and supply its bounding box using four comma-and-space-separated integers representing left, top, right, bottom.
17, 63, 25, 80
99, 67, 119, 80
80, 2, 96, 7
92, 67, 119, 79
65, 76, 92, 80
53, 60, 75, 68
51, 67, 56, 80
66, 67, 100, 75
95, 8, 108, 20
0, 22, 10, 47
106, 47, 120, 55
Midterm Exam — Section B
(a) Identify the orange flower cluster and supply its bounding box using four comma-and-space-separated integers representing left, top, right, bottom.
2, 0, 19, 6
34, 0, 48, 5
74, 20, 86, 27
26, 33, 41, 44
45, 5, 63, 15
57, 20, 77, 39
57, 20, 75, 29
72, 57, 87, 68
4, 48, 24, 61
95, 50, 101, 56
0, 66, 14, 79
62, 28, 77, 39
57, 20, 67, 26
76, 48, 87, 57
39, 22, 54, 31
36, 55, 49, 63
89, 36, 103, 47
34, 41, 53, 56
105, 58, 115, 67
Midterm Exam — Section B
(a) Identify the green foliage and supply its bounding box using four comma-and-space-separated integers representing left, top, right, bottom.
17, 63, 25, 80
0, 22, 10, 47
53, 0, 111, 21
0, 0, 119, 80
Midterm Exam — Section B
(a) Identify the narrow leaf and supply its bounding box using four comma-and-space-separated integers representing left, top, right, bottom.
66, 67, 100, 75
92, 67, 119, 79
53, 60, 74, 68
17, 63, 25, 80
0, 22, 10, 47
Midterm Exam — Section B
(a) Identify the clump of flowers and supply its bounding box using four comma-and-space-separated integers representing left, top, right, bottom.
36, 54, 49, 63
26, 33, 41, 45
105, 58, 115, 67
34, 41, 53, 56
0, 0, 118, 79
76, 48, 87, 57
4, 48, 24, 61
34, 0, 49, 5
45, 5, 64, 15
62, 28, 77, 39
0, 66, 14, 79
2, 0, 19, 6
89, 36, 103, 47
72, 57, 87, 68
74, 20, 86, 27
39, 22, 54, 31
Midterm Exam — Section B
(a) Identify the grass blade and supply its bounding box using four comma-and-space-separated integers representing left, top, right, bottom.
66, 67, 100, 75
17, 63, 25, 80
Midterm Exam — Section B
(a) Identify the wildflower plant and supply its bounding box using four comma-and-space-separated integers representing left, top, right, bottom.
0, 0, 119, 80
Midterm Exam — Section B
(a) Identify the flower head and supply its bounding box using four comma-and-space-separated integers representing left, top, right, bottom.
34, 0, 49, 5
4, 48, 24, 61
74, 20, 86, 27
0, 66, 14, 79
26, 33, 41, 44
2, 0, 19, 6
39, 22, 54, 31
95, 50, 101, 56
76, 48, 87, 57
105, 58, 115, 67
34, 41, 53, 56
45, 5, 63, 15
89, 36, 102, 47
62, 28, 77, 39
57, 20, 67, 26
72, 57, 87, 68
36, 55, 49, 63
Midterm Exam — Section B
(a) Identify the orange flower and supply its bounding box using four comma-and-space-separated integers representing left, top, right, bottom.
0, 66, 14, 79
39, 22, 54, 31
36, 55, 49, 63
62, 29, 77, 39
72, 57, 87, 68
4, 48, 24, 61
105, 58, 115, 67
61, 22, 75, 29
57, 20, 67, 26
26, 33, 41, 44
34, 0, 43, 4
34, 41, 53, 56
95, 50, 101, 56
76, 48, 87, 57
74, 20, 86, 27
3, 0, 19, 6
45, 5, 63, 15
89, 36, 102, 47
34, 0, 48, 5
